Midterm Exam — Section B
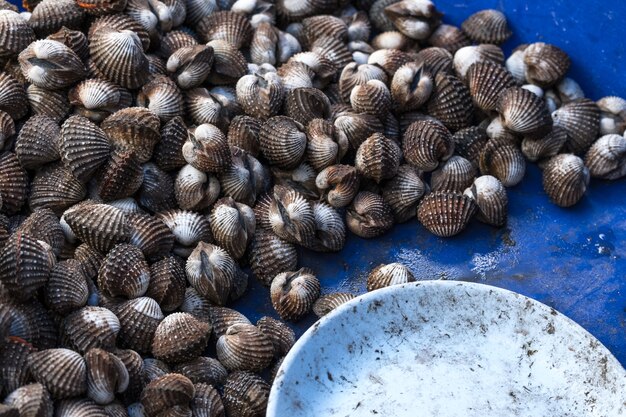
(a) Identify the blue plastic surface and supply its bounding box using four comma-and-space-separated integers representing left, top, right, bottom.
8, 0, 625, 365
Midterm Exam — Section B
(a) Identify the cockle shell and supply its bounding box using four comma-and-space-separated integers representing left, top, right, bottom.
0, 10, 35, 60
167, 45, 213, 90
221, 371, 269, 417
147, 256, 186, 312
463, 175, 508, 227
312, 292, 355, 318
306, 118, 348, 171
286, 87, 331, 125
338, 62, 387, 104
154, 117, 187, 172
426, 72, 473, 132
141, 359, 170, 386
68, 79, 132, 123
402, 119, 454, 171
249, 230, 297, 286
552, 98, 600, 154
102, 107, 160, 164
55, 399, 108, 417
96, 150, 143, 202
497, 87, 552, 138
382, 165, 428, 223
256, 316, 295, 358
18, 40, 85, 90
355, 133, 401, 183
270, 268, 320, 321
27, 348, 87, 399
0, 110, 15, 149
523, 42, 570, 88
16, 209, 64, 257
370, 30, 412, 51
219, 147, 268, 207
334, 111, 384, 150
271, 162, 319, 200
174, 164, 220, 211
15, 115, 61, 169
88, 14, 150, 52
453, 44, 504, 81
151, 313, 211, 364
227, 115, 261, 157
452, 127, 489, 169
85, 348, 129, 405
0, 232, 51, 301
3, 383, 53, 417
584, 134, 626, 180
265, 185, 315, 246
461, 9, 511, 45
0, 152, 28, 214
184, 87, 228, 128
350, 79, 391, 116
183, 124, 231, 173
137, 75, 184, 122
98, 243, 150, 299
173, 357, 228, 386
250, 22, 279, 66
0, 72, 28, 120
305, 200, 346, 252
196, 11, 253, 48
431, 155, 477, 192
75, 0, 127, 15
467, 61, 516, 112
138, 163, 178, 213
521, 125, 568, 162
27, 84, 71, 122
206, 40, 248, 85
113, 297, 164, 354
140, 373, 194, 417
390, 62, 433, 112
383, 0, 442, 40
216, 323, 274, 371
190, 383, 224, 417
346, 191, 394, 238
64, 203, 130, 253
209, 197, 255, 260
315, 164, 360, 208
417, 191, 477, 237
63, 306, 120, 353
28, 0, 85, 38
45, 259, 89, 315
259, 116, 307, 169
236, 72, 283, 120
479, 138, 526, 187
427, 24, 470, 54
367, 262, 415, 292
596, 96, 626, 136
185, 242, 238, 306
542, 154, 589, 207
156, 210, 212, 256
0, 337, 36, 393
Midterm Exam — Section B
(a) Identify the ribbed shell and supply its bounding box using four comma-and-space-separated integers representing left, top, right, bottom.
159, 30, 198, 59
259, 116, 307, 169
0, 152, 28, 214
18, 208, 65, 256
75, 0, 127, 15
216, 323, 274, 372
585, 134, 626, 180
89, 27, 150, 89
349, 79, 391, 116
68, 79, 132, 123
63, 306, 120, 353
98, 243, 150, 299
355, 133, 401, 183
28, 0, 85, 37
497, 87, 552, 138
0, 72, 28, 120
154, 117, 188, 172
227, 116, 261, 157
3, 298, 59, 348
346, 191, 394, 238
85, 349, 129, 405
597, 96, 626, 136
382, 165, 428, 223
173, 357, 227, 386
196, 11, 252, 48
427, 24, 471, 54
426, 72, 473, 132
521, 125, 568, 162
286, 87, 331, 125
209, 197, 255, 260
137, 76, 184, 122
0, 232, 50, 302
167, 44, 214, 89
27, 84, 71, 122
250, 22, 278, 66
114, 297, 164, 354
467, 61, 516, 112
185, 242, 237, 306
64, 203, 130, 253
151, 312, 211, 364
58, 115, 111, 183
270, 268, 320, 321
452, 126, 490, 168
413, 47, 454, 77
97, 150, 143, 201
461, 9, 511, 45
390, 62, 433, 113
0, 110, 15, 148
55, 399, 108, 417
383, 0, 442, 40
312, 292, 355, 318
402, 119, 454, 172
523, 42, 570, 88
27, 348, 87, 399
417, 191, 477, 237
463, 175, 508, 227
367, 262, 415, 292
3, 383, 53, 417
0, 10, 36, 60
45, 259, 89, 315
138, 163, 178, 214
222, 371, 270, 417
101, 107, 160, 164
18, 40, 86, 90
184, 88, 227, 128
315, 164, 360, 208
306, 118, 347, 171
206, 40, 247, 85
140, 359, 170, 387
431, 155, 477, 192
479, 138, 526, 187
334, 111, 384, 150
156, 210, 212, 253
47, 27, 89, 61
0, 337, 36, 393
542, 154, 589, 207
304, 199, 345, 253
256, 316, 295, 358
453, 44, 504, 81
249, 230, 297, 286
15, 115, 61, 169
189, 383, 224, 417
147, 256, 186, 312
140, 373, 195, 417
338, 63, 386, 104
370, 31, 411, 51
553, 98, 600, 155
88, 14, 150, 52
235, 73, 283, 120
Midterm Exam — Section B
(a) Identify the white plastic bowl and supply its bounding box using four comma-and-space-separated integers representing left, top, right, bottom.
268, 281, 626, 416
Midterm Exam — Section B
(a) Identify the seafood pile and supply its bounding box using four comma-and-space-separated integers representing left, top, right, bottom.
0, 0, 625, 414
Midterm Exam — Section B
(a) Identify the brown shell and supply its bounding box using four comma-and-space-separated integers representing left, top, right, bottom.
85, 348, 129, 405
256, 316, 295, 358
190, 383, 224, 417
89, 27, 149, 89
414, 47, 454, 77
312, 292, 355, 318
346, 191, 394, 238
96, 150, 143, 201
167, 45, 214, 89
417, 191, 477, 237
113, 349, 143, 402
3, 383, 53, 417
27, 348, 87, 399
57, 114, 110, 180
597, 96, 626, 136
305, 119, 347, 171
147, 256, 186, 312
74, 243, 104, 282
426, 72, 473, 132
390, 62, 433, 113
497, 87, 552, 138
349, 79, 391, 116
271, 163, 319, 202
18, 40, 86, 90
151, 312, 211, 364
185, 242, 237, 306
18, 208, 65, 256
45, 259, 89, 315
249, 230, 298, 286
453, 44, 505, 81
0, 337, 36, 393
140, 373, 195, 417
209, 197, 255, 260
68, 79, 132, 123
208, 306, 251, 340
383, 0, 442, 40
154, 117, 188, 172
88, 14, 150, 52
55, 399, 108, 417
184, 88, 228, 129
63, 306, 120, 353
0, 72, 28, 120
286, 87, 330, 125
138, 163, 178, 214
264, 185, 314, 246
427, 24, 471, 54
75, 0, 127, 15
523, 42, 570, 88
467, 61, 516, 112
64, 203, 130, 253
542, 154, 589, 207
28, 0, 85, 38
452, 126, 490, 168
0, 110, 15, 149
216, 323, 274, 372
0, 232, 50, 302
270, 268, 320, 321
218, 148, 269, 207
553, 98, 600, 155
370, 31, 412, 51
0, 10, 35, 60
382, 165, 428, 223
15, 115, 61, 169
47, 27, 89, 61
101, 107, 160, 164
315, 164, 360, 208
196, 11, 253, 48
155, 210, 212, 256
334, 111, 384, 150
338, 62, 386, 104
463, 175, 508, 227
402, 119, 454, 172
27, 84, 71, 122
173, 358, 228, 386
309, 35, 352, 71
367, 262, 415, 292
584, 134, 626, 180
479, 138, 526, 187
206, 40, 247, 85
137, 76, 184, 123
221, 372, 269, 417
159, 30, 198, 59
235, 73, 283, 120
259, 116, 307, 169
521, 125, 568, 162
355, 133, 401, 183
431, 155, 477, 192
0, 152, 28, 214
250, 22, 278, 66
98, 243, 150, 299
114, 297, 164, 354
227, 115, 261, 157
461, 9, 512, 45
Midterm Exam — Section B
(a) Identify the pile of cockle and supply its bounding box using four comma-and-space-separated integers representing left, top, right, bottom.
0, 0, 626, 414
